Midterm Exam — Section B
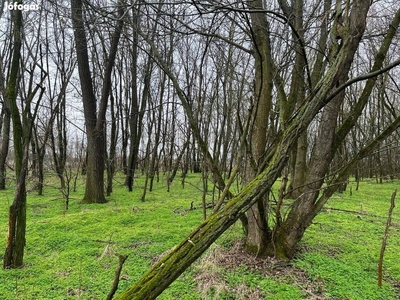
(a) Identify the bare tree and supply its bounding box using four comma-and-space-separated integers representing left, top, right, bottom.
70, 0, 123, 203
115, 0, 400, 297
3, 2, 47, 268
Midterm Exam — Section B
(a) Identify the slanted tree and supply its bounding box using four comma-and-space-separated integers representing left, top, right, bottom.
115, 0, 400, 297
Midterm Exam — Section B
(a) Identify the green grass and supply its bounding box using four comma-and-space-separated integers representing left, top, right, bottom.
293, 179, 400, 299
0, 173, 399, 299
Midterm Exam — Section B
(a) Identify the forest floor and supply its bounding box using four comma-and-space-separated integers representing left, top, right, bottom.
0, 172, 399, 299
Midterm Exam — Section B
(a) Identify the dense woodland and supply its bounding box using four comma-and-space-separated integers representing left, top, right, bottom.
1, 0, 400, 298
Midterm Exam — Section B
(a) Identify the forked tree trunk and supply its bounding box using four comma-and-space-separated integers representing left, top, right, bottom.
244, 0, 274, 256
3, 3, 26, 269
272, 92, 344, 258
71, 0, 123, 203
260, 0, 400, 259
3, 2, 47, 267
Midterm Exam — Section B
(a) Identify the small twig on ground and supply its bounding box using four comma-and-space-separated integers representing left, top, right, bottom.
94, 239, 116, 244
322, 206, 381, 218
378, 190, 396, 287
106, 254, 128, 300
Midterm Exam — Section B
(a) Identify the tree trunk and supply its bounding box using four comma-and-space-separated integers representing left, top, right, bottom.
71, 0, 123, 203
244, 0, 274, 256
3, 2, 46, 267
106, 93, 117, 196
82, 130, 107, 203
3, 3, 26, 269
280, 0, 308, 200
273, 92, 344, 258
4, 161, 27, 269
0, 107, 10, 190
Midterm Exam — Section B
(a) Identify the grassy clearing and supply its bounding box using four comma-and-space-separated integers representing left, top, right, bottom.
0, 173, 399, 299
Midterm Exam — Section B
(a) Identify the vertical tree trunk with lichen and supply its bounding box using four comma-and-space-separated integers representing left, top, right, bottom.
243, 0, 274, 256
0, 104, 10, 190
2, 2, 46, 268
3, 3, 26, 269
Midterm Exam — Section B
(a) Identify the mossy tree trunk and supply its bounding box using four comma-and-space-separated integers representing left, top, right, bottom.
0, 105, 10, 190
3, 3, 26, 269
244, 0, 274, 256
3, 3, 47, 268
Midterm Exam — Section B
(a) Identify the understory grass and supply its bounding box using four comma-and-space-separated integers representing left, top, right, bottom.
0, 173, 399, 299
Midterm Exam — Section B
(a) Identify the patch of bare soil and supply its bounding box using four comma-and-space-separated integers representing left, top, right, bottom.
194, 241, 327, 300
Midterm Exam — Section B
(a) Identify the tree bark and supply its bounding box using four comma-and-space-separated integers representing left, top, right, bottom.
3, 3, 26, 269
4, 3, 47, 267
71, 0, 123, 203
0, 106, 10, 190
242, 0, 275, 256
